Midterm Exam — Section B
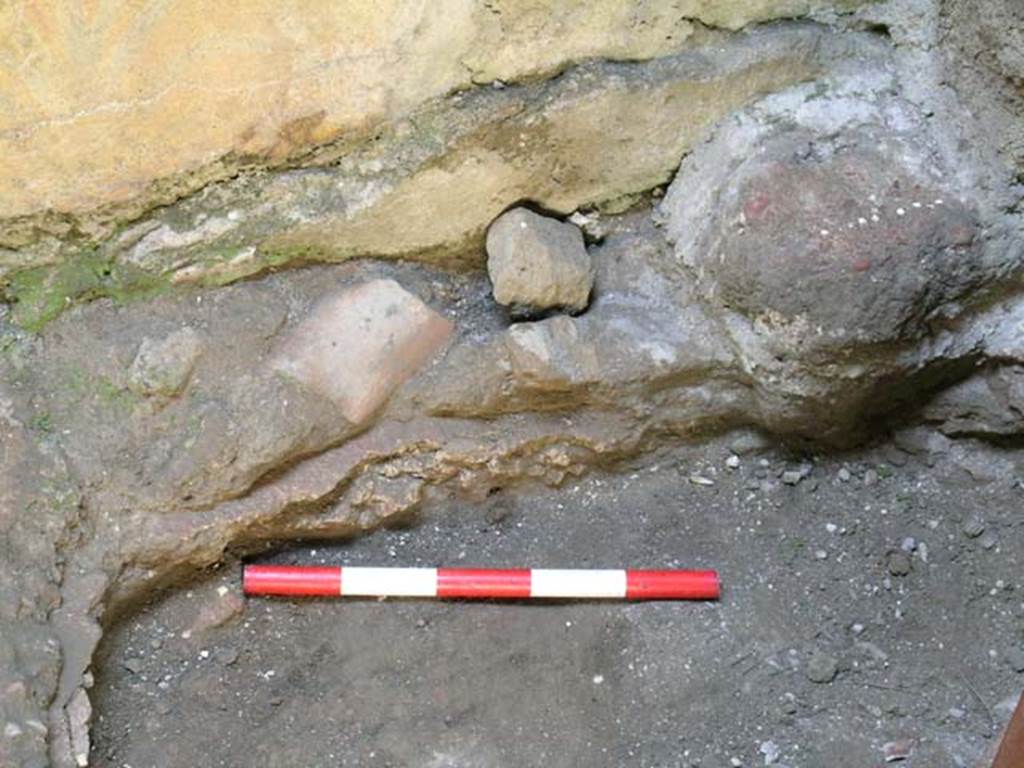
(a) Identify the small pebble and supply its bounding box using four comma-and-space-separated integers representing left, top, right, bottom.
851, 623, 865, 635
863, 469, 879, 486
726, 455, 741, 470
214, 646, 239, 666
883, 739, 913, 762
962, 515, 985, 538
122, 657, 145, 675
838, 468, 851, 482
900, 537, 916, 553
948, 707, 966, 720
979, 531, 998, 550
825, 523, 838, 534
689, 475, 715, 486
782, 470, 804, 486
888, 551, 912, 577
807, 650, 839, 684
814, 549, 828, 561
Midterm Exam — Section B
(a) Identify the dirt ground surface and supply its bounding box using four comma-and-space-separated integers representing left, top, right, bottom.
91, 434, 1023, 768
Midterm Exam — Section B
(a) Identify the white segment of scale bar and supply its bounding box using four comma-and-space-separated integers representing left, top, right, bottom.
529, 569, 627, 598
341, 567, 438, 596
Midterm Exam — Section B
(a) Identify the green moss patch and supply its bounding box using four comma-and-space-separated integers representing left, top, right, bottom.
5, 251, 171, 332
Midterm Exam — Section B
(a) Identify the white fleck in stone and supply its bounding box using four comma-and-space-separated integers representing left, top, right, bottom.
819, 229, 830, 236
593, 674, 604, 685
896, 207, 906, 216
934, 199, 944, 205
760, 740, 781, 765
912, 202, 921, 208
217, 585, 228, 597
826, 523, 837, 533
871, 214, 880, 222
858, 217, 867, 225
726, 455, 741, 469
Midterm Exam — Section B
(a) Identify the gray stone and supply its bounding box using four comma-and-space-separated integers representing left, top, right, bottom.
214, 646, 240, 667
806, 650, 839, 684
128, 328, 203, 397
962, 514, 986, 538
782, 470, 804, 486
486, 208, 593, 316
888, 551, 913, 576
657, 70, 1020, 445
925, 365, 1024, 437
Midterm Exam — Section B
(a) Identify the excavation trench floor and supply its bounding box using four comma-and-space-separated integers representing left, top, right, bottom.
92, 437, 1023, 768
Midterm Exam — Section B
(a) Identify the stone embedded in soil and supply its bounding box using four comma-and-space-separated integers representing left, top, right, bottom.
962, 514, 986, 538
806, 650, 839, 683
657, 71, 1022, 444
486, 208, 594, 316
270, 279, 453, 424
882, 739, 913, 762
888, 551, 913, 576
665, 125, 983, 352
187, 592, 245, 637
127, 327, 203, 397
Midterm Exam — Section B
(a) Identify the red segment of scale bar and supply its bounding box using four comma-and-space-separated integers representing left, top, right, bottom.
436, 568, 532, 598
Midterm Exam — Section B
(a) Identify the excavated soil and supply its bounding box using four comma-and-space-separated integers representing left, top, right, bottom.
91, 435, 1023, 768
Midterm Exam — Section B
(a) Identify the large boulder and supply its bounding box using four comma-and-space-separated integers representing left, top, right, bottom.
487, 209, 593, 316
657, 69, 1020, 440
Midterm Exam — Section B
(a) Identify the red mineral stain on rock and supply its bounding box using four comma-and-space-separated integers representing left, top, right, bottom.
744, 192, 772, 220
852, 257, 872, 272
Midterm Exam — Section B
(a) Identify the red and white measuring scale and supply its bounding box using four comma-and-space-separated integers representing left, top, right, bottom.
243, 565, 719, 600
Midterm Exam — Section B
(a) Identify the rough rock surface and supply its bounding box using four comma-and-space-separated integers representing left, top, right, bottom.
486, 208, 593, 315
657, 61, 1022, 441
2, 25, 837, 328
127, 328, 203, 397
270, 279, 454, 424
0, 0, 867, 233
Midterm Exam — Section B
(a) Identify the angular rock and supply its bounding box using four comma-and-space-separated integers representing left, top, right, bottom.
270, 279, 453, 424
486, 208, 593, 315
924, 365, 1024, 437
